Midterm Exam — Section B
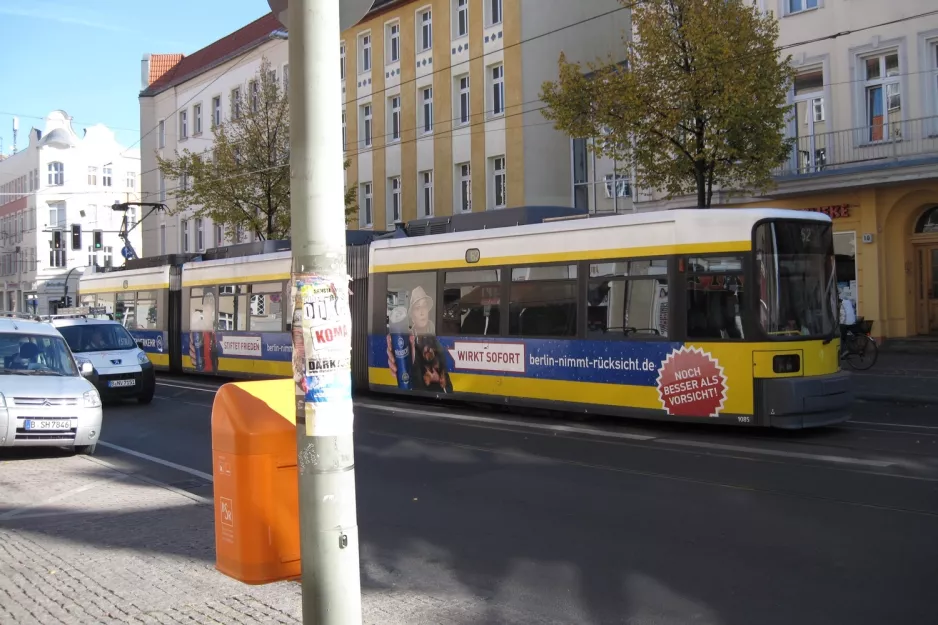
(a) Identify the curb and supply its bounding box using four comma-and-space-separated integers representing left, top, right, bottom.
855, 393, 935, 406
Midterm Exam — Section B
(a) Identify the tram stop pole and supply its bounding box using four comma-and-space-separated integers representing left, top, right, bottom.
267, 0, 373, 622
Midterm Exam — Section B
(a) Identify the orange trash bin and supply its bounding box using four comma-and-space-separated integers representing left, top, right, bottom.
211, 379, 300, 584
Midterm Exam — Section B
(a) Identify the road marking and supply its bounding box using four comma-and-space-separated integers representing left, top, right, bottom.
98, 441, 214, 482
156, 380, 221, 393
849, 420, 938, 431
660, 439, 895, 467
356, 401, 658, 441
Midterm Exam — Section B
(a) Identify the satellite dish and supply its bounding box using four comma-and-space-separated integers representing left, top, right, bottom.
267, 0, 376, 31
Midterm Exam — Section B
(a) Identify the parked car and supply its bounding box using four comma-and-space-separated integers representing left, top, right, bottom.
0, 314, 103, 455
49, 316, 156, 405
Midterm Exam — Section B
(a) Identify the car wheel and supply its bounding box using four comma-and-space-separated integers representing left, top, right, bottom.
75, 444, 97, 456
138, 391, 154, 405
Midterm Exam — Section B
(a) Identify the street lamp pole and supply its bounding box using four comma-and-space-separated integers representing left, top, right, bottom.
267, 1, 373, 623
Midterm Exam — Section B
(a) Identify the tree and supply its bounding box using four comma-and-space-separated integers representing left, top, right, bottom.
540, 0, 796, 208
158, 58, 358, 241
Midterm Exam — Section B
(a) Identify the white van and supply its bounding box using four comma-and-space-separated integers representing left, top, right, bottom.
49, 316, 156, 404
0, 314, 103, 455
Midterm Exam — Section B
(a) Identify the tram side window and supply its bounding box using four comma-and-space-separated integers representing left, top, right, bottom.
686, 256, 747, 340
588, 259, 669, 338
116, 292, 134, 326
96, 292, 115, 316
442, 270, 502, 336
218, 284, 248, 331
509, 265, 577, 338
134, 291, 158, 329
249, 282, 284, 331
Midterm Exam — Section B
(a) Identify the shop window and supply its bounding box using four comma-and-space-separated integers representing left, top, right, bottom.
686, 256, 748, 340
833, 232, 858, 317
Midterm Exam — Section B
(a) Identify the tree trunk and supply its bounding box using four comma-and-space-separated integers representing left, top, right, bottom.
694, 160, 708, 209
266, 210, 275, 240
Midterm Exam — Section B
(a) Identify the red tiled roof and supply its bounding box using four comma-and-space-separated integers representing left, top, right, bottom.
141, 13, 284, 97
148, 54, 184, 86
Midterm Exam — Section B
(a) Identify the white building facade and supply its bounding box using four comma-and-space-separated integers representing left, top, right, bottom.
0, 111, 142, 315
138, 15, 288, 257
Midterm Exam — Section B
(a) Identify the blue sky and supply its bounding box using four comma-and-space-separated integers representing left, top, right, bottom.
0, 0, 270, 150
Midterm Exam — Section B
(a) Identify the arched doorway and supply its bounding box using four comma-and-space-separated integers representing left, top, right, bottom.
912, 205, 938, 334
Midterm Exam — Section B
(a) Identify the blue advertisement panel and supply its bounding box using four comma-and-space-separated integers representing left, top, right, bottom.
370, 335, 682, 387
180, 331, 292, 372
129, 330, 167, 355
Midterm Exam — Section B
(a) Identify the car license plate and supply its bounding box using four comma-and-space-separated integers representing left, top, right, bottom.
25, 419, 72, 431
108, 379, 136, 388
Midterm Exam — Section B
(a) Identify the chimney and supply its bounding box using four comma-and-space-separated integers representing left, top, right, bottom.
141, 53, 152, 90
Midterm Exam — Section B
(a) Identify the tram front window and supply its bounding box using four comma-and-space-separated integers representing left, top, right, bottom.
755, 220, 837, 338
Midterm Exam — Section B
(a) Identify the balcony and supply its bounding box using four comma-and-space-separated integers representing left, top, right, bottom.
774, 115, 938, 184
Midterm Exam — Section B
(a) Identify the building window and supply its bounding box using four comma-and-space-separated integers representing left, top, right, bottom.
361, 104, 373, 147
49, 237, 66, 268
388, 22, 400, 63
488, 0, 503, 25
792, 68, 826, 173
158, 172, 166, 202
88, 166, 98, 186
196, 218, 204, 251
180, 169, 189, 192
231, 87, 241, 119
360, 33, 372, 73
421, 87, 434, 134
212, 96, 222, 127
102, 167, 112, 187
457, 75, 470, 125
194, 103, 203, 134
361, 182, 373, 227
862, 51, 900, 142
126, 171, 136, 189
179, 110, 188, 139
104, 246, 113, 268
48, 201, 66, 229
455, 0, 468, 38
788, 0, 818, 14
389, 176, 402, 224
182, 219, 189, 252
250, 80, 259, 112
420, 170, 434, 217
458, 163, 472, 212
215, 223, 224, 246
342, 110, 347, 149
158, 120, 165, 148
420, 9, 433, 52
492, 156, 506, 209
48, 162, 64, 186
389, 95, 401, 142
604, 173, 631, 198
340, 43, 346, 81
491, 64, 505, 116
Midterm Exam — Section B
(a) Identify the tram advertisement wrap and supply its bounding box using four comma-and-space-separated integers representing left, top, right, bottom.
129, 330, 165, 355
370, 336, 730, 417
181, 331, 293, 372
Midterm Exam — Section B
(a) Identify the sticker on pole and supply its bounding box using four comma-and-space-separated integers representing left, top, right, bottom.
291, 274, 354, 436
656, 346, 728, 418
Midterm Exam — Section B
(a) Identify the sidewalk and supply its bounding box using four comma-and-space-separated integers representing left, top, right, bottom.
850, 351, 938, 405
0, 451, 303, 624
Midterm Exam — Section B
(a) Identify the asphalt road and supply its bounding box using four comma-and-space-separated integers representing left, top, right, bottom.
91, 376, 938, 625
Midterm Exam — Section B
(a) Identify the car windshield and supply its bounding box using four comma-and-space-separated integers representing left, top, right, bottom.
755, 220, 837, 339
0, 332, 78, 376
57, 323, 138, 353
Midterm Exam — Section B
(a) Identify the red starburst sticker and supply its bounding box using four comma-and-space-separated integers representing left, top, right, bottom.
656, 346, 728, 418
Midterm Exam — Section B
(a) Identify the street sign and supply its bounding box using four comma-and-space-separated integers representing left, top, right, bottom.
267, 0, 376, 31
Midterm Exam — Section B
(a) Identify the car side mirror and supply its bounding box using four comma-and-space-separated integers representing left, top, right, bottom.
80, 361, 93, 377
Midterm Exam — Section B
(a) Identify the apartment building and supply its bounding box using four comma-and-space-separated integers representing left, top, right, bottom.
571, 2, 938, 340
137, 15, 289, 257
343, 0, 629, 228
0, 111, 141, 314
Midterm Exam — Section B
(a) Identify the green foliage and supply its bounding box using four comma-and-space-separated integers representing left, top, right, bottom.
158, 58, 358, 240
540, 0, 796, 208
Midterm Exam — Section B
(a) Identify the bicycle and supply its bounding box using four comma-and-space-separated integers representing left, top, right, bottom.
840, 318, 878, 371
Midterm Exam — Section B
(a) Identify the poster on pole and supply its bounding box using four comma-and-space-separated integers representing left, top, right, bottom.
291, 274, 354, 437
